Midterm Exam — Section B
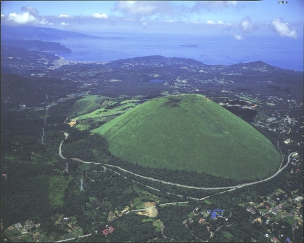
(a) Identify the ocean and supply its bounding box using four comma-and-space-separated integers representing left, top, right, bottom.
55, 33, 303, 71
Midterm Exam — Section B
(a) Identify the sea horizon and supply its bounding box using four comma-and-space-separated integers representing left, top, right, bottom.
53, 33, 303, 72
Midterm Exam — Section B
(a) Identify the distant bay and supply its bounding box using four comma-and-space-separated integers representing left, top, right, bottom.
54, 34, 303, 71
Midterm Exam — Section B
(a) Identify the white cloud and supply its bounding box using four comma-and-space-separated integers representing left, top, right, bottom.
48, 22, 54, 25
5, 6, 50, 25
233, 34, 244, 40
217, 21, 224, 24
93, 13, 108, 19
271, 18, 297, 38
240, 17, 253, 32
114, 1, 157, 16
229, 1, 238, 6
124, 18, 135, 21
113, 1, 174, 18
21, 5, 39, 17
206, 20, 215, 24
1, 14, 5, 18
7, 12, 37, 24
192, 1, 238, 12
39, 18, 49, 25
61, 22, 69, 26
142, 22, 148, 27
58, 14, 72, 18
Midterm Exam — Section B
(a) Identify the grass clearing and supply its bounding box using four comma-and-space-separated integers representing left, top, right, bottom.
69, 96, 139, 131
153, 219, 164, 232
68, 95, 107, 119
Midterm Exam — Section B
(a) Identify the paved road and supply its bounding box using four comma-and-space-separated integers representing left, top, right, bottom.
58, 132, 69, 159
55, 233, 92, 242
59, 134, 296, 191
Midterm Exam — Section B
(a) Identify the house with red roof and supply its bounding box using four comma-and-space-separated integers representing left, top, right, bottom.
102, 226, 114, 236
198, 218, 205, 224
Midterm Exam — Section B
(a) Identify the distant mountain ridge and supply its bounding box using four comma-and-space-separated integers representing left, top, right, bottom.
1, 39, 72, 52
1, 25, 123, 41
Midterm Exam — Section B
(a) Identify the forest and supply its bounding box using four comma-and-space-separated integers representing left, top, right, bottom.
1, 91, 303, 242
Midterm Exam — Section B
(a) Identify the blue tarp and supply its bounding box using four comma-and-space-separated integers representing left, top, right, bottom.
213, 209, 224, 212
208, 209, 224, 219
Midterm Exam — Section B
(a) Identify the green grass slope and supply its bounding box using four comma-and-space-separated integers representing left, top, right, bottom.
68, 95, 106, 118
92, 94, 281, 181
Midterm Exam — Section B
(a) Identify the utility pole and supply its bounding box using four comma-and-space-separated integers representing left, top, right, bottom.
44, 117, 46, 125
66, 163, 68, 173
41, 136, 44, 145
42, 127, 45, 137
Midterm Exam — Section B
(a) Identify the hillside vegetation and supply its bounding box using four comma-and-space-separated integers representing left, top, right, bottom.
92, 94, 281, 181
67, 95, 106, 118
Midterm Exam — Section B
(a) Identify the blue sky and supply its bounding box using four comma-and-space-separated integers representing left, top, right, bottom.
1, 1, 303, 38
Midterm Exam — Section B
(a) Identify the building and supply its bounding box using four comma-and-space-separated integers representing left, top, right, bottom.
208, 209, 224, 219
271, 237, 278, 242
267, 117, 276, 123
198, 218, 205, 224
102, 226, 114, 236
247, 208, 256, 214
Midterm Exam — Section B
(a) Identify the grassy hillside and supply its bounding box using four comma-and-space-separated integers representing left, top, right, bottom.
92, 94, 281, 181
67, 95, 106, 118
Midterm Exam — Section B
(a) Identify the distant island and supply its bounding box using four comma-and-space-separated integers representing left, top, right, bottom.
180, 44, 198, 48
1, 25, 123, 41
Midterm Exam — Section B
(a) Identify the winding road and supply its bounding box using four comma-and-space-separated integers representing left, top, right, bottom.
59, 132, 296, 192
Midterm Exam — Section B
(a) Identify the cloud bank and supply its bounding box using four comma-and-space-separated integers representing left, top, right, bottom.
93, 13, 108, 19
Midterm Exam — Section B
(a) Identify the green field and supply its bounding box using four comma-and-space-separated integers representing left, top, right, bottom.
75, 102, 136, 121
68, 95, 139, 131
67, 95, 107, 118
266, 102, 276, 106
236, 95, 263, 104
92, 94, 281, 181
